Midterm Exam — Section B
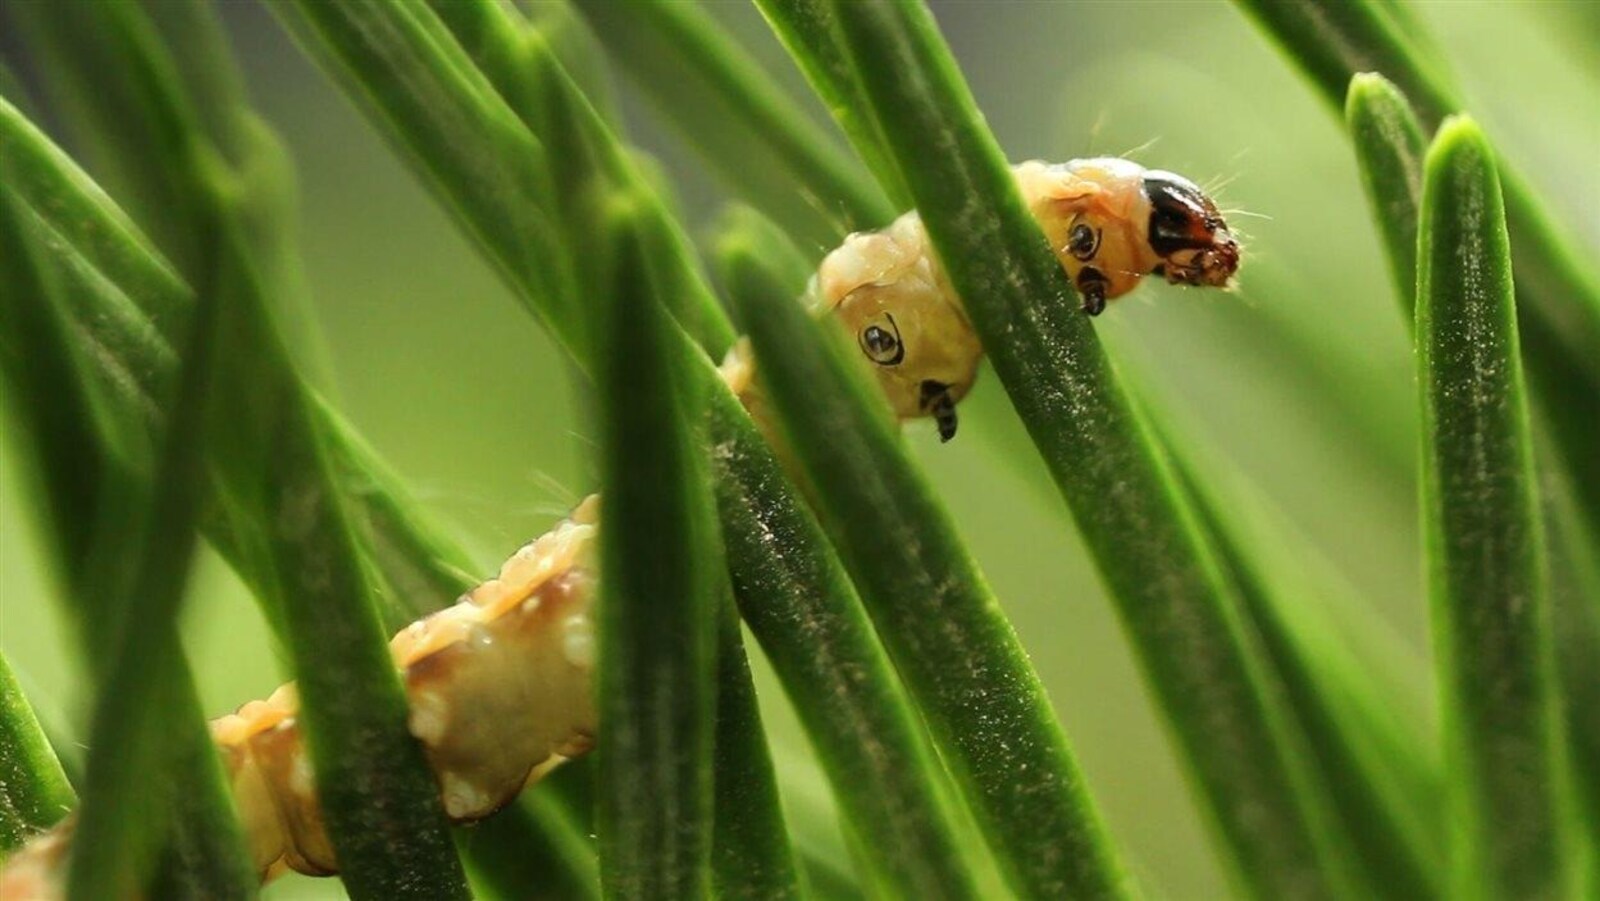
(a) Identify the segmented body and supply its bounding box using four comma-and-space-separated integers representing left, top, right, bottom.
0, 502, 600, 897
0, 160, 1238, 898
217, 497, 600, 878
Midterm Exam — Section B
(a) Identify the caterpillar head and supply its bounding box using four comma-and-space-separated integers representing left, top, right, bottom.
1022, 159, 1240, 314
815, 220, 983, 442
1142, 171, 1240, 289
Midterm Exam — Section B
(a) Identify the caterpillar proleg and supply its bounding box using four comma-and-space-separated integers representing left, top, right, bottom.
0, 160, 1238, 897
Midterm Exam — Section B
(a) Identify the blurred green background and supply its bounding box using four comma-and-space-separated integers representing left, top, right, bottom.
1, 1, 1594, 897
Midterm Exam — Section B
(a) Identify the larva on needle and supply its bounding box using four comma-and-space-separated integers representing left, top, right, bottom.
730, 158, 1240, 442
0, 160, 1239, 898
1, 502, 601, 895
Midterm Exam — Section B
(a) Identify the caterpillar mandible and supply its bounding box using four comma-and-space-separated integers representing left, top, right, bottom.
0, 159, 1238, 898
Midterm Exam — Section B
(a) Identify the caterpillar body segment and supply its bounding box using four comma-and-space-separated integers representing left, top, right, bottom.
0, 501, 601, 898
0, 160, 1241, 898
0, 835, 68, 901
811, 209, 982, 436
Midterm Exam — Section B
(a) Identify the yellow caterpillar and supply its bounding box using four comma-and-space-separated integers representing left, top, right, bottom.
789, 159, 1239, 440
0, 159, 1238, 898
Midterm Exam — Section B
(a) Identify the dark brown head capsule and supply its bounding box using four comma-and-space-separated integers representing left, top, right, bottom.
1143, 173, 1240, 288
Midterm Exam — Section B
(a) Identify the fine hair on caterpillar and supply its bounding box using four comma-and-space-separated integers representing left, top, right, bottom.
0, 158, 1239, 899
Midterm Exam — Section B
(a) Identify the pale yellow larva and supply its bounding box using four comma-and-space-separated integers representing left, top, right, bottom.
747, 158, 1240, 441
0, 160, 1240, 898
0, 503, 601, 897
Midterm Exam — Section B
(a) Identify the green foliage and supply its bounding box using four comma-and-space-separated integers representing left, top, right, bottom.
277, 0, 581, 358
202, 175, 471, 901
728, 213, 1108, 893
0, 121, 115, 578
2, 85, 594, 890
281, 4, 985, 896
1166, 448, 1443, 899
1233, 0, 1600, 547
422, 0, 735, 358
0, 106, 250, 897
63, 166, 258, 901
707, 601, 804, 901
572, 0, 891, 246
1345, 74, 1428, 319
0, 7, 585, 893
10, 1, 219, 277
0, 656, 73, 853
15, 8, 470, 894
595, 201, 722, 900
751, 0, 912, 215
1345, 71, 1600, 881
704, 384, 980, 899
1416, 116, 1569, 900
1, 1, 1594, 899
803, 2, 1359, 896
727, 227, 1125, 900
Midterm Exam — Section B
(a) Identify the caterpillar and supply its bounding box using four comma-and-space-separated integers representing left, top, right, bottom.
0, 159, 1238, 898
787, 158, 1240, 441
1, 502, 603, 896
